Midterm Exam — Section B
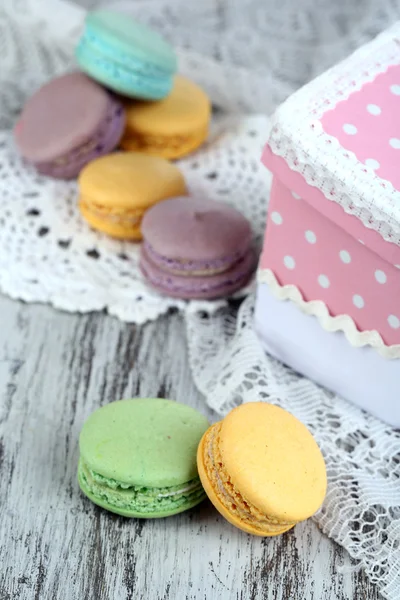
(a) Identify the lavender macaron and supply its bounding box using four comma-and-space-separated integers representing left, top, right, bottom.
14, 72, 125, 179
140, 196, 256, 299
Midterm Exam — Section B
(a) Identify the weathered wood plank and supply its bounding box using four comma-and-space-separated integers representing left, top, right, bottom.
0, 295, 380, 599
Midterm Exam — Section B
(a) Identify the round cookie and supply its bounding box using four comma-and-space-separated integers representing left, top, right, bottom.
140, 196, 255, 299
76, 10, 177, 100
197, 402, 327, 536
14, 72, 125, 179
121, 75, 211, 159
78, 398, 209, 518
78, 152, 186, 240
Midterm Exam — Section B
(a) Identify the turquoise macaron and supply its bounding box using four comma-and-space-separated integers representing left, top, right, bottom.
78, 398, 209, 518
75, 10, 177, 100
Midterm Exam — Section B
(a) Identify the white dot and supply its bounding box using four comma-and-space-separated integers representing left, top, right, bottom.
358, 239, 365, 245
283, 256, 296, 270
389, 138, 400, 149
396, 264, 400, 269
388, 315, 400, 329
367, 104, 381, 115
343, 123, 358, 135
390, 84, 400, 95
353, 294, 365, 309
318, 274, 330, 288
365, 158, 380, 170
291, 191, 301, 199
340, 250, 351, 264
271, 211, 283, 225
375, 269, 387, 284
305, 230, 317, 244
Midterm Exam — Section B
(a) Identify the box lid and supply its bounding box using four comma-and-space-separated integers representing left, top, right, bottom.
262, 23, 400, 254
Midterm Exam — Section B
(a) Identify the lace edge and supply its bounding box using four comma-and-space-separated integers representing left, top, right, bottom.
266, 23, 400, 245
257, 268, 400, 359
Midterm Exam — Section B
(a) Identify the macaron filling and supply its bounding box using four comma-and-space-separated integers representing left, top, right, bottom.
143, 240, 250, 275
202, 423, 296, 534
121, 127, 208, 154
78, 459, 206, 514
140, 247, 255, 296
79, 198, 144, 226
35, 98, 125, 177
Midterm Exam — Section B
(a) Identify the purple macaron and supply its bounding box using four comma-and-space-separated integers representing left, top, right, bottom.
14, 72, 125, 179
140, 196, 256, 299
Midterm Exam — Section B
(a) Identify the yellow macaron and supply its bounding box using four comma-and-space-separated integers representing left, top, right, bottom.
197, 402, 327, 536
78, 152, 186, 240
120, 75, 211, 160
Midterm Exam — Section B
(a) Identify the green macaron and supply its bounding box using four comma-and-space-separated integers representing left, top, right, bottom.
78, 398, 209, 518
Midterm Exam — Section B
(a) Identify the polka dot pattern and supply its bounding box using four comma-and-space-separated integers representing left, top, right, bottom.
321, 63, 400, 194
262, 178, 400, 346
353, 295, 365, 309
271, 211, 283, 225
340, 250, 351, 264
366, 104, 381, 115
375, 270, 387, 284
283, 255, 295, 270
305, 230, 317, 244
365, 158, 380, 170
343, 123, 357, 135
318, 274, 330, 289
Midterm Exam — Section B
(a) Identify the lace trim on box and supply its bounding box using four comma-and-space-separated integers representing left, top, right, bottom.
258, 268, 400, 359
267, 23, 400, 246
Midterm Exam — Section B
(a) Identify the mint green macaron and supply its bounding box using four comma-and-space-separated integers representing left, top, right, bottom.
78, 398, 209, 518
75, 10, 177, 100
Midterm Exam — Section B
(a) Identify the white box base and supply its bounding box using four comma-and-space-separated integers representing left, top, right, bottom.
254, 283, 400, 428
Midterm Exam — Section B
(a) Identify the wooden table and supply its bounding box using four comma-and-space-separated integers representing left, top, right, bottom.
0, 294, 381, 599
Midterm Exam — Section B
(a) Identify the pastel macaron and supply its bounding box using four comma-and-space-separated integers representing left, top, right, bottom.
78, 398, 209, 518
78, 152, 186, 240
14, 72, 125, 179
140, 196, 255, 299
76, 10, 177, 100
197, 403, 327, 536
120, 75, 211, 159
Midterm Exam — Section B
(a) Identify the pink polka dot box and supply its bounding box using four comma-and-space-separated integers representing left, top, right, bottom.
255, 24, 400, 427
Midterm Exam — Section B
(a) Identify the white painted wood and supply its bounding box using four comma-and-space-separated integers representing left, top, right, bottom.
0, 295, 380, 599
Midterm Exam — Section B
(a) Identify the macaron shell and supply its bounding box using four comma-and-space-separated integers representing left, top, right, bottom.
197, 433, 294, 536
78, 152, 186, 210
141, 196, 252, 262
79, 398, 209, 488
35, 98, 125, 180
120, 75, 210, 158
84, 10, 177, 73
120, 126, 208, 160
15, 72, 112, 163
220, 403, 327, 523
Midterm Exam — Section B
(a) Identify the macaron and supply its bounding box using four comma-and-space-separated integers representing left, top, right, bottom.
76, 10, 177, 100
197, 403, 327, 536
78, 398, 209, 518
120, 75, 211, 159
140, 196, 255, 299
78, 152, 186, 240
14, 72, 125, 179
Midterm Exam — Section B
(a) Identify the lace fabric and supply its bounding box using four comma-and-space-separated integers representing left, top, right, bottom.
1, 1, 400, 598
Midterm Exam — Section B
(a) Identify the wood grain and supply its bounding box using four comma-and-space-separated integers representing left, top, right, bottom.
0, 295, 381, 599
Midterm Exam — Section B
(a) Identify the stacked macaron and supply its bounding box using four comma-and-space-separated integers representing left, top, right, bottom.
13, 8, 255, 301
140, 196, 256, 299
14, 9, 211, 184
77, 398, 327, 535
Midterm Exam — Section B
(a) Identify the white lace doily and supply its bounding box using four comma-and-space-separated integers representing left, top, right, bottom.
1, 2, 400, 599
